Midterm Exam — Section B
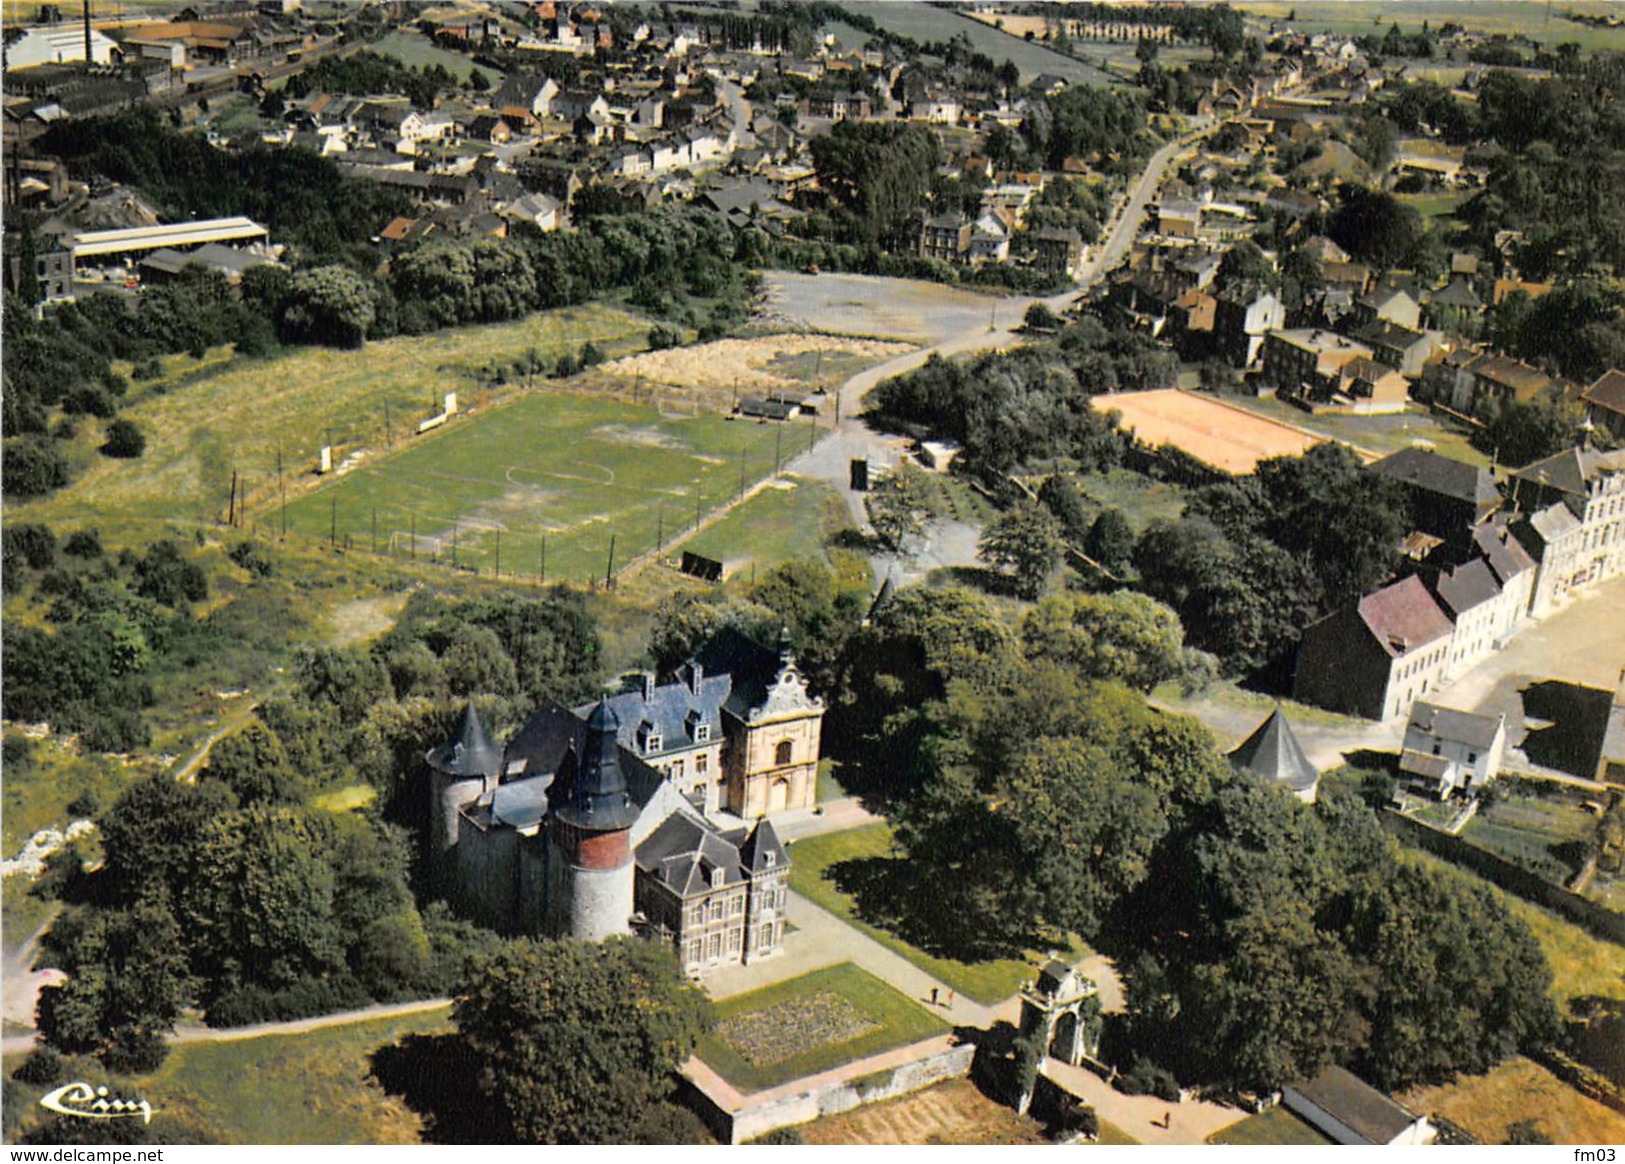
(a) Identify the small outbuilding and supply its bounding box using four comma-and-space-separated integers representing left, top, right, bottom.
1228, 707, 1320, 804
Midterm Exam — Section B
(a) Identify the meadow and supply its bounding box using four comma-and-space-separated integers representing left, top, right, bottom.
1238, 2, 1625, 54
6, 303, 651, 546
277, 391, 800, 587
838, 2, 1116, 86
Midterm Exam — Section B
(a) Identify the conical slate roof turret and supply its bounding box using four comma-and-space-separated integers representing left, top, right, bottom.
425, 700, 503, 779
554, 696, 638, 831
1228, 707, 1319, 794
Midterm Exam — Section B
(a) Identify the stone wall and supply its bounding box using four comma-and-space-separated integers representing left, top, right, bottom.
681, 1039, 976, 1144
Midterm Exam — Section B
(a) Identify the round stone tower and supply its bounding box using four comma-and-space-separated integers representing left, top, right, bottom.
424, 700, 504, 864
546, 696, 637, 941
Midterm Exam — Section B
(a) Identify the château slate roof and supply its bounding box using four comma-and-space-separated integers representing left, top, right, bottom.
1432, 557, 1502, 618
632, 810, 781, 896
580, 670, 730, 759
552, 697, 639, 832
1228, 708, 1319, 793
691, 626, 791, 722
728, 817, 786, 874
425, 701, 503, 779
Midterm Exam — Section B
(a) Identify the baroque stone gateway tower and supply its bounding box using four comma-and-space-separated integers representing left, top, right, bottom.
423, 627, 819, 973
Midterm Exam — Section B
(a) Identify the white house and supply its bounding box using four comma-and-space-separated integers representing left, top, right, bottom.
1509, 446, 1625, 617
1285, 1067, 1436, 1145
1399, 701, 1507, 799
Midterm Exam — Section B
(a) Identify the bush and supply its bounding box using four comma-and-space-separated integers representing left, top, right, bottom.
3, 523, 56, 571
750, 1128, 804, 1145
578, 341, 605, 367
227, 540, 274, 578
79, 709, 152, 754
12, 1046, 64, 1085
2, 732, 35, 773
101, 1029, 169, 1075
647, 324, 681, 350
102, 419, 147, 459
132, 357, 164, 381
1120, 1059, 1180, 1102
62, 530, 103, 559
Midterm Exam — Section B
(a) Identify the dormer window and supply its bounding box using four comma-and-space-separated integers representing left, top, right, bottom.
645, 733, 662, 754
695, 723, 710, 743
710, 866, 725, 889
638, 720, 662, 754
764, 852, 776, 867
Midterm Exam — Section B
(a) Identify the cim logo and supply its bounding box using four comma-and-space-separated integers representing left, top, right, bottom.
39, 1081, 155, 1125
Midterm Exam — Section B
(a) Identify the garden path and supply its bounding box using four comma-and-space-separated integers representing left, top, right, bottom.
1040, 1057, 1249, 1145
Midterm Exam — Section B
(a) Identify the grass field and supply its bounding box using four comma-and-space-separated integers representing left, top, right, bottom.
796, 1077, 1048, 1145
787, 824, 1078, 1005
681, 474, 845, 578
1399, 191, 1473, 220
5, 305, 652, 546
1238, 2, 1625, 54
1399, 1056, 1625, 1145
841, 1, 1115, 85
372, 28, 501, 85
1074, 468, 1189, 533
277, 392, 795, 585
1209, 1105, 1335, 1146
695, 963, 949, 1093
1222, 395, 1489, 467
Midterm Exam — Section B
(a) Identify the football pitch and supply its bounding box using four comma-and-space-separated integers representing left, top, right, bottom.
277, 391, 815, 586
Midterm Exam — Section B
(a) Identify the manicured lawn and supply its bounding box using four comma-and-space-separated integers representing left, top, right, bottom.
816, 759, 850, 804
7, 304, 650, 546
1209, 1105, 1334, 1146
696, 963, 949, 1093
278, 392, 789, 586
1399, 1056, 1625, 1146
787, 824, 1077, 1005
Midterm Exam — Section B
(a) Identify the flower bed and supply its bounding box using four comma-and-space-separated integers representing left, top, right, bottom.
716, 990, 881, 1067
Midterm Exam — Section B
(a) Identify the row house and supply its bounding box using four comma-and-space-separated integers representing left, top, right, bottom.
918, 213, 971, 264
1295, 575, 1455, 723
1508, 446, 1625, 616
1353, 318, 1440, 378
1262, 327, 1372, 390
1215, 286, 1286, 368
1448, 350, 1556, 417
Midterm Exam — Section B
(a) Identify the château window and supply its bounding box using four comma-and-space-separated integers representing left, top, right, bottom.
696, 753, 709, 775
775, 740, 793, 766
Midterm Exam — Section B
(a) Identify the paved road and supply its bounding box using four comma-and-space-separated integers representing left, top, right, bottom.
780, 124, 1220, 584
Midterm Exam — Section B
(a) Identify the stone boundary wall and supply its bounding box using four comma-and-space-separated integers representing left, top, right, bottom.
1382, 809, 1625, 944
679, 1037, 976, 1144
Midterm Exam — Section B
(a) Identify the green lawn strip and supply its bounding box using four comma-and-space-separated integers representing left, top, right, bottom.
7, 304, 650, 544
1094, 1118, 1143, 1145
786, 824, 1062, 1005
146, 1008, 453, 1144
280, 393, 788, 585
696, 962, 949, 1093
1209, 1106, 1334, 1146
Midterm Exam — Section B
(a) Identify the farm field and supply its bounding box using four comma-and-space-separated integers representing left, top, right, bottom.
1237, 2, 1625, 53
277, 391, 794, 586
841, 2, 1115, 85
795, 1077, 1049, 1145
695, 962, 950, 1093
1463, 791, 1598, 887
4, 304, 651, 545
786, 823, 1082, 1005
1399, 1056, 1625, 1145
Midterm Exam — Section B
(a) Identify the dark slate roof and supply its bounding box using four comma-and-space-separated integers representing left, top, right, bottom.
1369, 447, 1499, 509
1289, 1067, 1421, 1145
426, 700, 503, 778
1358, 576, 1455, 657
1353, 318, 1427, 351
552, 696, 639, 831
728, 817, 786, 874
1036, 959, 1072, 996
1584, 369, 1625, 416
1228, 708, 1319, 793
635, 810, 747, 895
577, 670, 729, 759
1407, 701, 1504, 750
1428, 277, 1482, 310
1472, 522, 1535, 585
1432, 556, 1501, 617
503, 701, 663, 809
1513, 446, 1625, 497
692, 625, 787, 722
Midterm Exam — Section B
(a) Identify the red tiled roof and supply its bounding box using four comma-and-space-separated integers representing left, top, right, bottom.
1358, 575, 1454, 657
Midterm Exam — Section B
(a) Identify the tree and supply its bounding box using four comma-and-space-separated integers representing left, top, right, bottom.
97, 778, 238, 904
1083, 509, 1134, 573
1214, 241, 1278, 292
468, 67, 491, 92
1328, 186, 1424, 273
2, 435, 72, 498
451, 937, 710, 1143
1037, 473, 1091, 543
133, 540, 208, 607
204, 721, 303, 806
1477, 398, 1578, 468
865, 462, 940, 556
809, 121, 942, 247
979, 499, 1064, 599
1020, 591, 1190, 692
101, 418, 146, 458
278, 266, 378, 348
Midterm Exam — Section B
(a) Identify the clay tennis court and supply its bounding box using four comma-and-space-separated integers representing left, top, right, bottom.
1092, 388, 1325, 475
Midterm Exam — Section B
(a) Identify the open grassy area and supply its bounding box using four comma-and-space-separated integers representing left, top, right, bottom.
372, 28, 500, 84
787, 824, 1077, 1005
5, 304, 651, 547
1237, 2, 1625, 54
1209, 1105, 1336, 1145
842, 1, 1116, 84
1399, 191, 1473, 220
1074, 469, 1189, 533
683, 474, 847, 577
1399, 1055, 1625, 1145
1224, 395, 1489, 467
695, 963, 949, 1093
277, 393, 791, 586
796, 1077, 1048, 1145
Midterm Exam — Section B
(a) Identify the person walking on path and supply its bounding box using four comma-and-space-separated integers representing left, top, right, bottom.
930, 987, 939, 1006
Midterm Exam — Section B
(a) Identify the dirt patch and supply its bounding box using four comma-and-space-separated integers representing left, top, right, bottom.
327, 594, 408, 646
590, 424, 687, 449
591, 333, 914, 401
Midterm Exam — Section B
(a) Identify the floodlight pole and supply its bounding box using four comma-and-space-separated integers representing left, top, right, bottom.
605, 534, 616, 590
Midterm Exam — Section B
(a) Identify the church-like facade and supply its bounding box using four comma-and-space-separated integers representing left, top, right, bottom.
424, 628, 822, 974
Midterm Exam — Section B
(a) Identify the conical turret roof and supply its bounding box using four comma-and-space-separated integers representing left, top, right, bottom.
425, 700, 503, 779
1228, 707, 1319, 793
553, 696, 638, 831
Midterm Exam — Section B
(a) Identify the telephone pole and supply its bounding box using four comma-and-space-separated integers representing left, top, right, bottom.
604, 534, 616, 590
